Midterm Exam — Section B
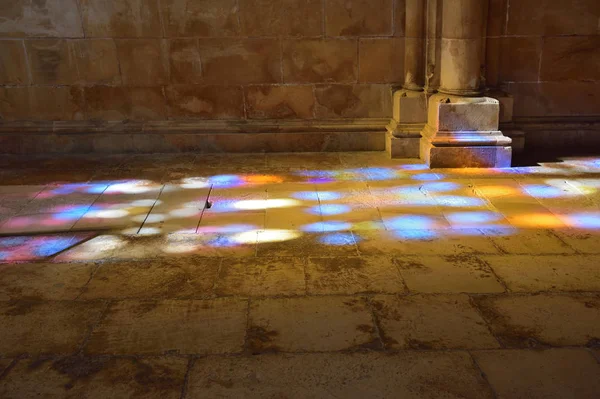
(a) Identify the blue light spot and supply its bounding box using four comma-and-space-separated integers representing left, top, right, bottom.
317, 191, 342, 201
209, 175, 244, 188
292, 192, 320, 201
54, 205, 93, 221
385, 215, 435, 230
319, 204, 352, 215
523, 184, 566, 199
0, 237, 29, 248
447, 211, 502, 224
434, 196, 486, 207
400, 164, 429, 171
350, 167, 397, 181
411, 173, 440, 181
34, 237, 73, 257
421, 182, 461, 192
319, 232, 355, 246
303, 221, 352, 232
566, 213, 600, 229
391, 229, 438, 240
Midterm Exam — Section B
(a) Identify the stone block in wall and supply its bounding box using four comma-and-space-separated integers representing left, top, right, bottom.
0, 86, 84, 121
165, 85, 244, 119
245, 85, 315, 119
85, 86, 167, 121
80, 0, 162, 37
0, 0, 83, 38
0, 41, 29, 84
161, 0, 240, 37
507, 82, 600, 117
487, 0, 507, 36
115, 39, 169, 85
314, 84, 392, 118
498, 37, 543, 82
25, 40, 78, 85
394, 0, 406, 36
507, 0, 600, 35
169, 39, 203, 84
541, 36, 600, 82
239, 0, 323, 37
359, 38, 405, 83
73, 40, 122, 85
325, 0, 393, 36
282, 39, 357, 83
198, 39, 281, 84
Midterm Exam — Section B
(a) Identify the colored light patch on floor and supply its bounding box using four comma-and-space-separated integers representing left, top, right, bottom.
562, 213, 600, 229
318, 232, 356, 246
0, 233, 94, 261
302, 221, 352, 233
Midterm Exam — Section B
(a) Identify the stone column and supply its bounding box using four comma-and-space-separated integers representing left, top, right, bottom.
386, 0, 428, 158
419, 0, 512, 168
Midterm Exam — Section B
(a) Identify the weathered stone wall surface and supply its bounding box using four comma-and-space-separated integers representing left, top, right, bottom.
487, 0, 600, 119
0, 0, 405, 122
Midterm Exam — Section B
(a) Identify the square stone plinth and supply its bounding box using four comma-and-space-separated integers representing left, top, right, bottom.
392, 90, 428, 123
421, 139, 512, 168
428, 94, 500, 132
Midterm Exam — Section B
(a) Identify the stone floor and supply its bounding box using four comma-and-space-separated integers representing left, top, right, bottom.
0, 151, 599, 398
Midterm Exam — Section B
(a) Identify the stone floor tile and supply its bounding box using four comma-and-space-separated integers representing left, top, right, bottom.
80, 258, 220, 300
355, 229, 500, 256
482, 255, 600, 292
266, 153, 342, 169
0, 213, 79, 234
551, 228, 600, 254
474, 294, 600, 347
53, 235, 123, 261
0, 301, 106, 357
187, 352, 494, 398
265, 208, 322, 230
481, 228, 575, 254
247, 296, 377, 353
306, 256, 405, 295
85, 299, 247, 355
198, 211, 265, 233
473, 349, 600, 399
393, 255, 506, 294
0, 262, 95, 301
257, 232, 358, 257
0, 356, 187, 399
372, 294, 500, 350
216, 257, 305, 297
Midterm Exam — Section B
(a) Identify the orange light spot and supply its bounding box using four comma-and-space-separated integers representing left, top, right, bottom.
477, 185, 519, 198
510, 213, 565, 228
244, 175, 283, 185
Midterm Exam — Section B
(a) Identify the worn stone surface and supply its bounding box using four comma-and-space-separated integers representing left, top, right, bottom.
115, 39, 169, 86
73, 40, 121, 84
161, 0, 240, 37
372, 294, 500, 349
0, 0, 84, 38
306, 256, 405, 295
482, 228, 574, 254
239, 0, 323, 37
85, 86, 167, 120
393, 255, 505, 294
0, 86, 85, 121
482, 255, 600, 292
187, 352, 494, 398
325, 0, 393, 36
506, 82, 600, 117
506, 0, 599, 35
0, 357, 188, 399
86, 299, 247, 355
499, 37, 543, 82
282, 39, 358, 83
216, 257, 306, 297
245, 85, 315, 119
0, 262, 94, 301
80, 0, 163, 37
248, 296, 377, 352
315, 85, 392, 118
541, 36, 600, 82
81, 258, 219, 299
0, 40, 29, 84
359, 38, 405, 83
165, 85, 244, 119
475, 294, 600, 347
0, 301, 105, 356
198, 39, 281, 84
474, 349, 600, 399
168, 39, 202, 84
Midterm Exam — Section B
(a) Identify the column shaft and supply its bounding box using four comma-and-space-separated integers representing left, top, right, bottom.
403, 0, 426, 91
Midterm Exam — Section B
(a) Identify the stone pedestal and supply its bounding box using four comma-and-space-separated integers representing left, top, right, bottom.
420, 94, 512, 168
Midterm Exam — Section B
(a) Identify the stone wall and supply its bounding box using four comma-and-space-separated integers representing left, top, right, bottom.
487, 0, 600, 120
0, 0, 405, 123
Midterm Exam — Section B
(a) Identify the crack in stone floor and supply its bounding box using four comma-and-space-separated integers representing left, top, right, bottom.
0, 152, 599, 398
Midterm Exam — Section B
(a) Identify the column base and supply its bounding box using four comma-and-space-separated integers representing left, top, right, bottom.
419, 94, 513, 168
386, 128, 421, 158
420, 138, 512, 168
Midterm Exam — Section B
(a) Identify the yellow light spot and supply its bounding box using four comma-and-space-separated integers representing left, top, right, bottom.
476, 185, 519, 198
232, 229, 300, 244
511, 213, 565, 228
233, 198, 300, 210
